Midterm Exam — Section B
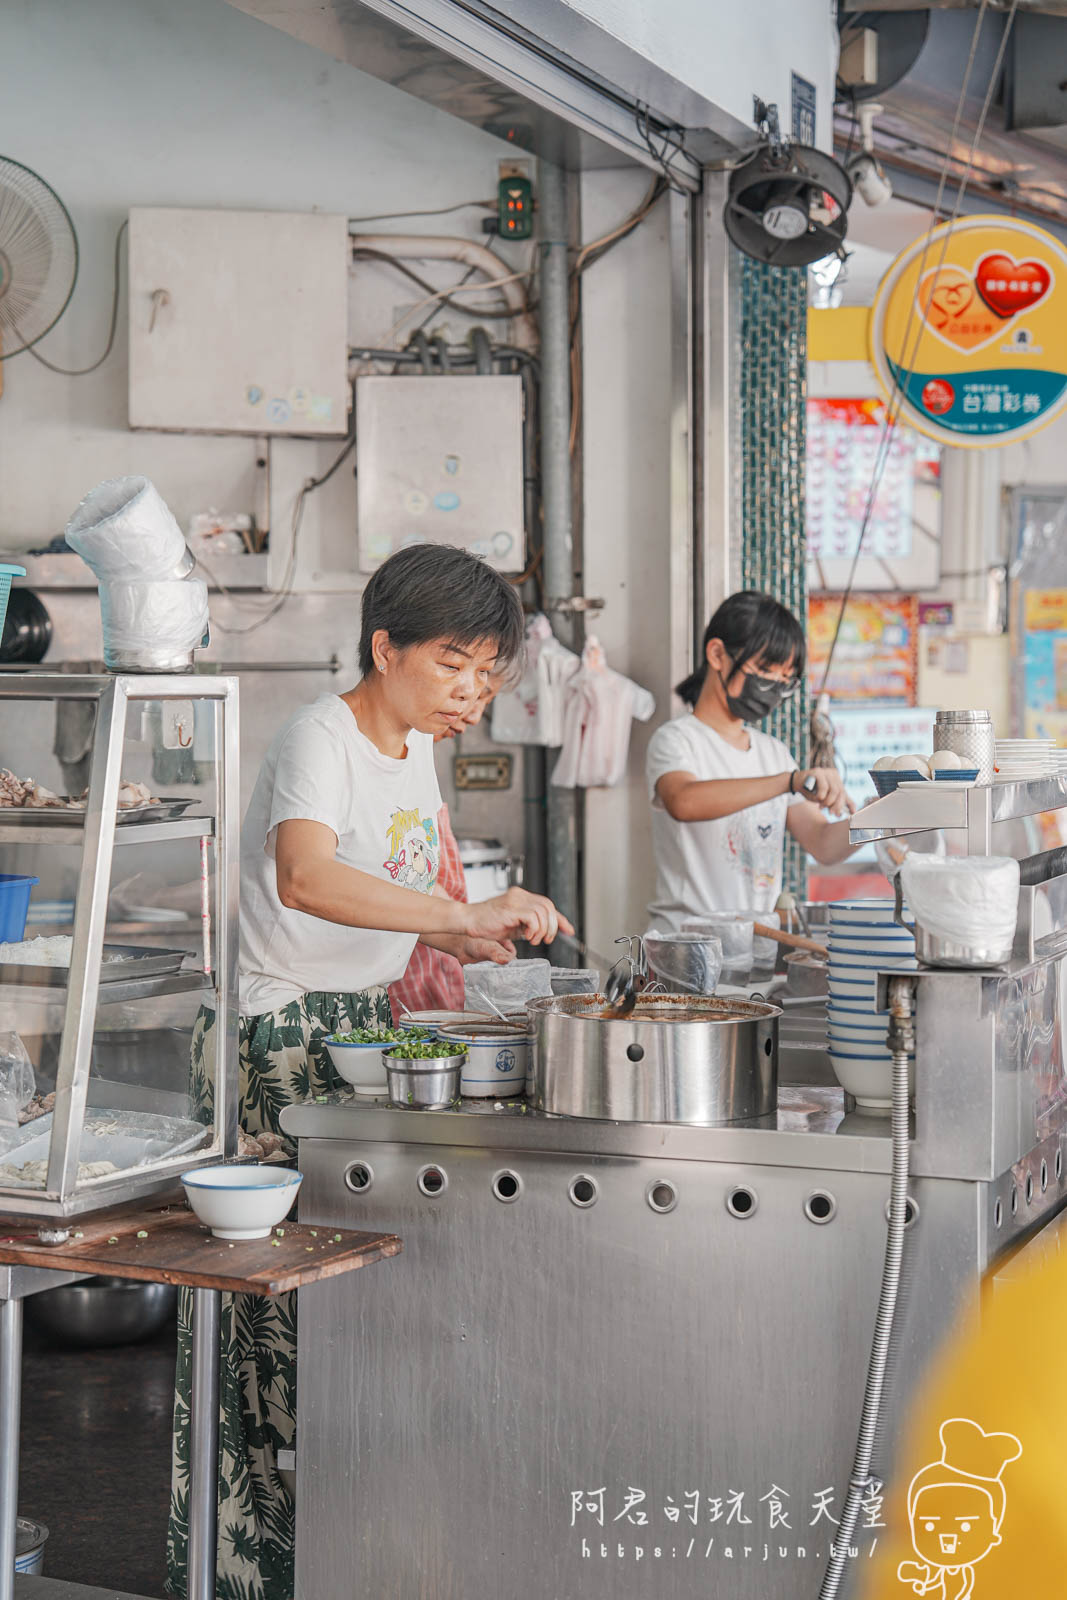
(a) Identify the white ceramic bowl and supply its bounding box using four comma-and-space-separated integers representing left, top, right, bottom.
181, 1163, 302, 1240
828, 975, 876, 1000
829, 951, 918, 972
829, 1049, 915, 1111
325, 1038, 388, 1094
438, 1020, 531, 1097
828, 901, 902, 924
828, 939, 915, 958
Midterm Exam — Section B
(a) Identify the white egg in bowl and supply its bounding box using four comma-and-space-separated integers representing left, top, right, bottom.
928, 749, 962, 771
181, 1163, 302, 1240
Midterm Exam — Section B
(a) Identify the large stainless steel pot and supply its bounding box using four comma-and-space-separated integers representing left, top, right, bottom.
527, 993, 780, 1124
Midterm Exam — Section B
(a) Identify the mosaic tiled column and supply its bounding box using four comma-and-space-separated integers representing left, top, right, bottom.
738, 255, 809, 897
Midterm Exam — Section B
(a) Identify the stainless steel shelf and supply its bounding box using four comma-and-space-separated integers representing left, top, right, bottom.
1, 548, 269, 591
850, 776, 1067, 849
0, 817, 214, 846
0, 971, 212, 1009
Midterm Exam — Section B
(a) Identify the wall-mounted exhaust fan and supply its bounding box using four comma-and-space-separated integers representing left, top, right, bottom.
723, 102, 851, 267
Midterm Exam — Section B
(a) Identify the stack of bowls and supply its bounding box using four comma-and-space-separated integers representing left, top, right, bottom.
827, 900, 917, 1111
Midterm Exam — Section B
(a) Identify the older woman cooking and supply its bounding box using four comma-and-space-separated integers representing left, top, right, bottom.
167, 544, 569, 1600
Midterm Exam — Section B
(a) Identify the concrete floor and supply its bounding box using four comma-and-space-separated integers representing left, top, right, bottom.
17, 1312, 176, 1599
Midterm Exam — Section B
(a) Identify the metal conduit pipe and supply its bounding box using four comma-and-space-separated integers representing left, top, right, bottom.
819, 974, 916, 1600
538, 158, 580, 943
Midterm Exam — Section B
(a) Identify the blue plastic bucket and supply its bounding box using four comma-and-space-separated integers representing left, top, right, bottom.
0, 875, 39, 942
0, 563, 26, 642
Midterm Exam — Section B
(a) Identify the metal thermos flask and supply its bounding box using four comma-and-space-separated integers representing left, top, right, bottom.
933, 708, 996, 783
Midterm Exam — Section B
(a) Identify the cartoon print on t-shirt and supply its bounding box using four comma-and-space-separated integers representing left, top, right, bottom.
725, 799, 783, 896
383, 807, 440, 893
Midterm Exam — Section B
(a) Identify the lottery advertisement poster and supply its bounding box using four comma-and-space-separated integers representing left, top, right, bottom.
870, 215, 1067, 449
808, 593, 919, 704
1021, 588, 1067, 743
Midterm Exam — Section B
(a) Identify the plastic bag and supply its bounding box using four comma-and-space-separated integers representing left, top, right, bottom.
900, 855, 1020, 947
0, 1031, 35, 1130
644, 932, 724, 995
100, 579, 209, 659
66, 476, 187, 581
464, 959, 553, 1013
550, 967, 599, 995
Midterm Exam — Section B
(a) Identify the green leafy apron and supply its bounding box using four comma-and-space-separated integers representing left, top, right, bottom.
167, 986, 391, 1600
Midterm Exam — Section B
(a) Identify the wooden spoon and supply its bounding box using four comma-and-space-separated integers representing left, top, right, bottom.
751, 921, 829, 960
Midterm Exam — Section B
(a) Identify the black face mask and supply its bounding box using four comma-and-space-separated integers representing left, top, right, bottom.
720, 668, 792, 724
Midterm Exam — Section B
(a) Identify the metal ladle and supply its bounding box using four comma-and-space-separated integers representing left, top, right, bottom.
603, 935, 647, 1017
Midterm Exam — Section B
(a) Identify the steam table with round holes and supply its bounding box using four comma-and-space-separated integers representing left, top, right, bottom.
0, 1194, 401, 1600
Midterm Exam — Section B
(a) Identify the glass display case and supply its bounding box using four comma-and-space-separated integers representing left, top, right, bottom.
0, 673, 238, 1218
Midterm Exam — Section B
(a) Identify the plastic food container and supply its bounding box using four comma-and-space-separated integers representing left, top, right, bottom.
0, 874, 39, 943
383, 1049, 465, 1109
438, 1020, 531, 1097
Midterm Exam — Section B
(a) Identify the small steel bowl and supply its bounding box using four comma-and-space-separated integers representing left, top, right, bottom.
382, 1049, 466, 1110
26, 1277, 177, 1348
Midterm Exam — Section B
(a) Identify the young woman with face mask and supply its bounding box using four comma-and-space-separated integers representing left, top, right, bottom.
646, 591, 855, 933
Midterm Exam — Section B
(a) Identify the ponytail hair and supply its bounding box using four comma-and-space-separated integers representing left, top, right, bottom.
675, 591, 806, 709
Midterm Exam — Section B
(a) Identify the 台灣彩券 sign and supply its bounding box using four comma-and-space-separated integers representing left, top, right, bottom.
870, 215, 1067, 448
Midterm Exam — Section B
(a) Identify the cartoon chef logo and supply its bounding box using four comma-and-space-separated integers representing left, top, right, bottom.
383, 807, 439, 894
897, 1418, 1022, 1599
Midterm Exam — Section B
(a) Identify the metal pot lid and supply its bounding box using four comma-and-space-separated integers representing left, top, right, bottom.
16, 1519, 48, 1556
935, 708, 991, 723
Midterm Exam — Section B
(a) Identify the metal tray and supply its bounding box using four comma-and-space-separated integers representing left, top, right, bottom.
0, 944, 188, 988
0, 797, 198, 826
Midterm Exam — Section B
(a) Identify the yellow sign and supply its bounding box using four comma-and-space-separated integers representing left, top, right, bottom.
869, 215, 1067, 449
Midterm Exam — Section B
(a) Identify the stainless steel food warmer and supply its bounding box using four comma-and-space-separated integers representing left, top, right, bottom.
0, 673, 239, 1218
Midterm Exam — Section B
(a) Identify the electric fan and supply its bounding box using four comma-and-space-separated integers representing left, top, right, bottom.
723, 124, 851, 268
0, 156, 78, 357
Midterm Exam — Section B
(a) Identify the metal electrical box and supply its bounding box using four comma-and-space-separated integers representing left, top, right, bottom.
356, 375, 525, 572
128, 208, 349, 436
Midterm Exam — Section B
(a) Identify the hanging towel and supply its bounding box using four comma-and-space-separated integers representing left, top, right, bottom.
551, 636, 655, 788
490, 613, 580, 747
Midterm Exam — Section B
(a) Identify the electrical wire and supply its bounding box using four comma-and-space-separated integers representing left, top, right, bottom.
351, 246, 529, 321
23, 219, 127, 375
567, 174, 667, 457
634, 104, 690, 193
815, 0, 1007, 701
207, 427, 357, 636
373, 266, 535, 348
347, 199, 494, 224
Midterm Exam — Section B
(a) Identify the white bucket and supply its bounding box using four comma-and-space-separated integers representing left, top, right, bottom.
438, 1021, 531, 1097
15, 1517, 48, 1575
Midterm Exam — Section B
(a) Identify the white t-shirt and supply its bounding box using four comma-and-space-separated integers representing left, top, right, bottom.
239, 694, 442, 1015
645, 713, 799, 933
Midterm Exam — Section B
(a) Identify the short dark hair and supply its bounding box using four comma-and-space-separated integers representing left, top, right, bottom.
359, 544, 524, 678
675, 590, 805, 709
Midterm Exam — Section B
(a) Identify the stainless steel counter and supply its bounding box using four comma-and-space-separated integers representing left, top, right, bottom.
282, 939, 1067, 1600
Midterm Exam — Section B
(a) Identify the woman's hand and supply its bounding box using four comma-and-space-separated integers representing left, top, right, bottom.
459, 886, 574, 947
795, 767, 854, 817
